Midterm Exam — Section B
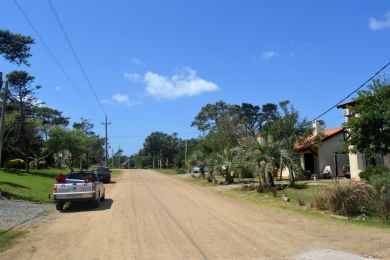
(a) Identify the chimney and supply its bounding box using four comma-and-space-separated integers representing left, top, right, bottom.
312, 120, 325, 136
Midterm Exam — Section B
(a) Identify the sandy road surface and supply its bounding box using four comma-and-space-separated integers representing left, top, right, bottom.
1, 169, 390, 259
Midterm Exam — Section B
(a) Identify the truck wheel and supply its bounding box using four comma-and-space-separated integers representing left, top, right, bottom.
56, 202, 64, 211
95, 196, 101, 208
100, 191, 105, 201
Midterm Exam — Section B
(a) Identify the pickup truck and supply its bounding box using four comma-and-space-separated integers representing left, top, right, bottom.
53, 171, 105, 211
93, 166, 111, 183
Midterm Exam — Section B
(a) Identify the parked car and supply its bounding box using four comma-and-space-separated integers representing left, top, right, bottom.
53, 171, 105, 211
193, 165, 200, 173
93, 166, 111, 183
342, 164, 351, 179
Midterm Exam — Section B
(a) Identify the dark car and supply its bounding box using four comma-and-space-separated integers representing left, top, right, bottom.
93, 166, 111, 183
342, 164, 351, 179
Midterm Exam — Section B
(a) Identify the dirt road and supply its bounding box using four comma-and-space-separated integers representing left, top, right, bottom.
2, 170, 390, 259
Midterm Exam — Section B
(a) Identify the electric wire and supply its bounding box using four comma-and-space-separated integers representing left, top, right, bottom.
310, 60, 390, 122
13, 0, 101, 121
46, 0, 106, 115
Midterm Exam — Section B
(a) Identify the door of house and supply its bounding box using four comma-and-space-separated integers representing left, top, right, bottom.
304, 153, 315, 173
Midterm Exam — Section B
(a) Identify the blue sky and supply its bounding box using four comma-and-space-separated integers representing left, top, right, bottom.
1, 1, 390, 155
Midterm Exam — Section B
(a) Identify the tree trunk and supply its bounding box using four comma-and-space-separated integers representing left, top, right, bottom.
24, 155, 29, 172
288, 167, 295, 186
267, 171, 275, 187
225, 166, 234, 184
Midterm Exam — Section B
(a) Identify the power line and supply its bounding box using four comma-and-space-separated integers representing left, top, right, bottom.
46, 0, 106, 115
13, 0, 101, 120
310, 60, 390, 122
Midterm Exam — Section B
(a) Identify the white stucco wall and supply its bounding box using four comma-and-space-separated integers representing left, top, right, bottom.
348, 150, 364, 180
317, 133, 348, 177
281, 132, 347, 179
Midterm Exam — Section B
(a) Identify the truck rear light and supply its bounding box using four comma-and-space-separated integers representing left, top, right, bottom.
92, 183, 97, 191
53, 186, 57, 193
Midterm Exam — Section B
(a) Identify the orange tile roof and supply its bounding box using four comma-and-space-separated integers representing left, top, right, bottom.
296, 127, 344, 151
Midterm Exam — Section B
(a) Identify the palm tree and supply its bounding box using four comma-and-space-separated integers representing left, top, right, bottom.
248, 135, 302, 186
208, 148, 238, 184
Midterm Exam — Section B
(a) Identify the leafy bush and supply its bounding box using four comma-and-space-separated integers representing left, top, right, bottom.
5, 159, 25, 169
176, 168, 186, 175
327, 181, 371, 217
359, 165, 390, 181
28, 160, 46, 169
369, 174, 390, 224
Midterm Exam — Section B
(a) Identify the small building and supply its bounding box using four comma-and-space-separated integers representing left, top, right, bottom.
282, 121, 348, 179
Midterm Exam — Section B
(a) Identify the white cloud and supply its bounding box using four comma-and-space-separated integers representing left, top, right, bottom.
124, 72, 141, 82
112, 93, 129, 103
143, 67, 219, 100
261, 51, 278, 60
55, 86, 61, 91
108, 93, 139, 106
100, 99, 110, 104
369, 12, 390, 31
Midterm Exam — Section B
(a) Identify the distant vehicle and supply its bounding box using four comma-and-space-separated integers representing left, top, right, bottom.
342, 164, 351, 179
193, 165, 200, 173
53, 171, 105, 211
93, 166, 112, 183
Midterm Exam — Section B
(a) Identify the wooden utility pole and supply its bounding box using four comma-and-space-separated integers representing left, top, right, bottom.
111, 149, 114, 168
0, 79, 8, 167
184, 140, 188, 172
102, 114, 111, 167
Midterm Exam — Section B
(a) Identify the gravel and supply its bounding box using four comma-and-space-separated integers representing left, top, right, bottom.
0, 199, 53, 230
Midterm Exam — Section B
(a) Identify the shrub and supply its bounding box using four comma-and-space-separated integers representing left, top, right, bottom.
5, 159, 25, 169
29, 160, 47, 169
315, 190, 329, 210
369, 174, 390, 224
176, 168, 186, 175
359, 165, 390, 181
327, 181, 371, 217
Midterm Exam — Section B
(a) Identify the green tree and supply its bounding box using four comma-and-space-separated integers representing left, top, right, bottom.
259, 101, 312, 184
47, 126, 89, 171
35, 106, 69, 140
346, 80, 390, 161
6, 70, 41, 170
0, 30, 34, 66
0, 30, 34, 166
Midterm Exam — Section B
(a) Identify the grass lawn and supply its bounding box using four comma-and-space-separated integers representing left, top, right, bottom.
0, 168, 66, 203
184, 177, 390, 229
155, 168, 177, 175
0, 230, 26, 252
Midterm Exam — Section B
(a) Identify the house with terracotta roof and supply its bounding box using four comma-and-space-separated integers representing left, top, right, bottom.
282, 120, 349, 179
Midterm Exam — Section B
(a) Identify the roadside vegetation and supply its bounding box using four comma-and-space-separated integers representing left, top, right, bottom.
0, 168, 63, 203
145, 80, 390, 226
0, 29, 105, 174
0, 230, 25, 253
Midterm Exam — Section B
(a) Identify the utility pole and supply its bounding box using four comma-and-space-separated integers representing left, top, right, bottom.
160, 149, 162, 168
118, 147, 121, 169
102, 114, 111, 167
111, 149, 114, 168
0, 79, 8, 167
184, 140, 188, 173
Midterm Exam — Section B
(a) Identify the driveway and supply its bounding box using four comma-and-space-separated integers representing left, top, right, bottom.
1, 169, 389, 259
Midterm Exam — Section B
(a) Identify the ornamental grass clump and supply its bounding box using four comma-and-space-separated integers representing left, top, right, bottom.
369, 174, 390, 224
327, 181, 371, 217
314, 189, 329, 210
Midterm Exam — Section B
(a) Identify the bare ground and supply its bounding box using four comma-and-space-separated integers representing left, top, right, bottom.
1, 169, 389, 259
